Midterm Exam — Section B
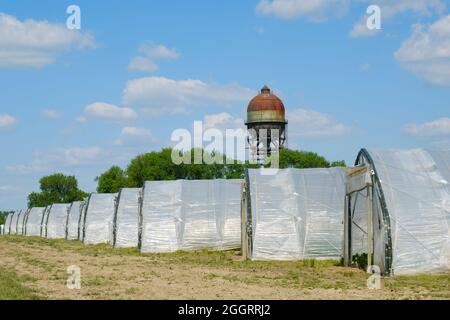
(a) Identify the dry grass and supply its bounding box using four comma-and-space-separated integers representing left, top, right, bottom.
0, 267, 43, 300
0, 236, 448, 300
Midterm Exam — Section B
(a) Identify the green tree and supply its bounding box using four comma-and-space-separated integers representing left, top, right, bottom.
96, 147, 345, 190
27, 173, 88, 208
126, 148, 180, 187
177, 148, 245, 180
279, 149, 333, 169
95, 166, 129, 193
330, 160, 347, 167
0, 211, 13, 225
125, 148, 243, 187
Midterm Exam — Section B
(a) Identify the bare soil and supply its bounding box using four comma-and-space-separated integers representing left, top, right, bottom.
0, 236, 448, 300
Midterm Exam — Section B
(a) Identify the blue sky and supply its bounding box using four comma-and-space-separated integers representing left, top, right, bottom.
1, 0, 450, 209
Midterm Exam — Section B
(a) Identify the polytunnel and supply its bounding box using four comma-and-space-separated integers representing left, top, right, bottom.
244, 168, 347, 260
66, 201, 85, 240
140, 179, 242, 253
79, 202, 87, 240
45, 204, 70, 239
16, 209, 29, 236
82, 193, 118, 245
4, 212, 13, 235
345, 148, 450, 275
9, 210, 21, 235
40, 206, 52, 237
113, 188, 141, 248
24, 207, 46, 236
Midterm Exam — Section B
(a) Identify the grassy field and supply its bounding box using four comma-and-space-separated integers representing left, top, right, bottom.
0, 235, 448, 300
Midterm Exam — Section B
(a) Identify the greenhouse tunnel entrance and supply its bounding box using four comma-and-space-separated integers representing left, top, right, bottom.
344, 149, 393, 276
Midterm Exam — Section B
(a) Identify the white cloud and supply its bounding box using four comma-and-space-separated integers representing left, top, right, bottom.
395, 15, 450, 85
0, 185, 19, 193
7, 146, 104, 174
350, 0, 445, 38
144, 44, 179, 60
288, 108, 351, 137
115, 126, 155, 145
62, 147, 103, 166
83, 102, 138, 123
255, 0, 445, 38
0, 114, 16, 128
140, 106, 188, 117
255, 1, 446, 37
41, 109, 63, 119
350, 16, 380, 38
0, 13, 96, 68
256, 0, 348, 21
403, 118, 450, 136
200, 113, 247, 161
128, 44, 179, 72
8, 164, 43, 175
123, 76, 253, 116
128, 57, 158, 73
203, 113, 246, 132
257, 0, 445, 23
375, 0, 445, 19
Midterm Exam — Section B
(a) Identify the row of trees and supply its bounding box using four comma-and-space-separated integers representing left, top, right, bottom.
23, 148, 345, 209
96, 148, 346, 193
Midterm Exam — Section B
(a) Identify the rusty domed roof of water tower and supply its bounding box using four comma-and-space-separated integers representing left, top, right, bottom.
246, 85, 286, 124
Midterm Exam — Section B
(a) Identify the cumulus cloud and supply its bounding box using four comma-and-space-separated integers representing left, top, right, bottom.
83, 102, 138, 123
349, 16, 380, 38
0, 13, 96, 68
199, 113, 247, 161
123, 76, 253, 116
41, 109, 63, 119
395, 15, 450, 85
7, 146, 104, 174
403, 118, 450, 136
256, 0, 443, 38
115, 126, 155, 145
350, 0, 445, 38
0, 114, 17, 128
140, 106, 188, 117
256, 0, 348, 21
287, 108, 351, 137
128, 43, 179, 72
61, 147, 103, 165
255, 1, 445, 38
375, 0, 445, 18
203, 113, 246, 132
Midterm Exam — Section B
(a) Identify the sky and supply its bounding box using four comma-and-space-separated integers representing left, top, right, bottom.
1, 0, 450, 210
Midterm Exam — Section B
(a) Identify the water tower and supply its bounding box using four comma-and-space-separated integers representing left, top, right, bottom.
246, 85, 287, 163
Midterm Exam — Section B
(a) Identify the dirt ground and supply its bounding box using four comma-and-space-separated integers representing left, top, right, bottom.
0, 236, 448, 300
